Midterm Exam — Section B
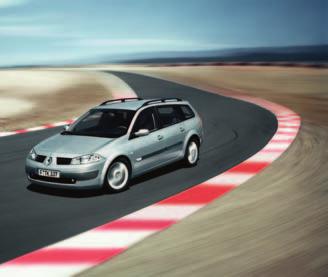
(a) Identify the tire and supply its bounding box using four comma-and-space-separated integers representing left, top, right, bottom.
103, 158, 131, 192
184, 138, 199, 166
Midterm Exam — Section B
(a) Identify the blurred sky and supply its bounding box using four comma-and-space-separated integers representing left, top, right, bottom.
0, 0, 326, 66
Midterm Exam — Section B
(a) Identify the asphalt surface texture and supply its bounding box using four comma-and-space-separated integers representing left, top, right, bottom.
0, 71, 277, 263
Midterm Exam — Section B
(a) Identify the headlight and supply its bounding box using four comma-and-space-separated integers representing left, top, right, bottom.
71, 153, 104, 165
28, 148, 37, 160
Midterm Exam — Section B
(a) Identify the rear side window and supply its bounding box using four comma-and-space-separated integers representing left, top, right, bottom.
156, 105, 182, 128
179, 105, 195, 120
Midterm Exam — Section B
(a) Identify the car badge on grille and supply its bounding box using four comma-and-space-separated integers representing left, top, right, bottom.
44, 156, 52, 166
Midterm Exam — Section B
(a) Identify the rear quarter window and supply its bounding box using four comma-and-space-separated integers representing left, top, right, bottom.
157, 105, 182, 127
179, 105, 195, 120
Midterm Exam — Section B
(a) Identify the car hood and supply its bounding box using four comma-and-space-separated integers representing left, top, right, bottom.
35, 134, 114, 156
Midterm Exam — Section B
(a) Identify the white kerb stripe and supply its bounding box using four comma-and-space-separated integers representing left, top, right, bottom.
124, 204, 203, 221
204, 173, 254, 186
26, 126, 47, 132
246, 152, 282, 162
0, 132, 15, 137
272, 134, 295, 140
262, 142, 291, 151
51, 121, 71, 127
279, 122, 300, 127
276, 127, 299, 133
48, 230, 154, 249
0, 265, 91, 277
277, 111, 297, 116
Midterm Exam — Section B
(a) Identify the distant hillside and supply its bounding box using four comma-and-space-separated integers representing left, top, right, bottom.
111, 45, 328, 64
2, 45, 327, 69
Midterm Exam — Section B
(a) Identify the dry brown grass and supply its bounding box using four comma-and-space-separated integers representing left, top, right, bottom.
0, 70, 111, 131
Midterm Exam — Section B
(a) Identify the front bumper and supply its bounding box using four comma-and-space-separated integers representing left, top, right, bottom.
25, 158, 106, 189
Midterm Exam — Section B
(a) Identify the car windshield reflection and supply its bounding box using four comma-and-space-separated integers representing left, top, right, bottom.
64, 109, 135, 138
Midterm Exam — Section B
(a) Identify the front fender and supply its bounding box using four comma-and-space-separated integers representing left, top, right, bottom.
99, 152, 133, 185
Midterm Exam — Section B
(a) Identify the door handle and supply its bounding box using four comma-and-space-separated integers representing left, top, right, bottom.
157, 135, 164, 140
180, 127, 185, 132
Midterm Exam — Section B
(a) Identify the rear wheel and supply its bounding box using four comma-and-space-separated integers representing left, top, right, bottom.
184, 138, 199, 166
104, 158, 130, 192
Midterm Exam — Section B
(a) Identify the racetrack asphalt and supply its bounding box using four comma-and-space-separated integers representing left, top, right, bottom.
0, 71, 277, 263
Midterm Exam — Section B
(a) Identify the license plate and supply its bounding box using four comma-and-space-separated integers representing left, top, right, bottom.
38, 169, 60, 178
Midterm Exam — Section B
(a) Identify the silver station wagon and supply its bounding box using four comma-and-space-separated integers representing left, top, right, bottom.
26, 98, 203, 192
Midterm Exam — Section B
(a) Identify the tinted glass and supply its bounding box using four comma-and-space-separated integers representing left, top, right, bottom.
157, 105, 182, 128
66, 109, 135, 138
133, 108, 156, 132
180, 105, 195, 119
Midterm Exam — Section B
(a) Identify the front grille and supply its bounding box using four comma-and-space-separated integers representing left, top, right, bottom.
57, 157, 72, 165
35, 155, 46, 163
30, 173, 76, 184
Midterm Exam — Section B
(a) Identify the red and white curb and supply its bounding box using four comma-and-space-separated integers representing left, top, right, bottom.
0, 119, 76, 138
0, 92, 300, 276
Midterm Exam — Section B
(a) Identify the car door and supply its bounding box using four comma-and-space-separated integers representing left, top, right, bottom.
156, 105, 186, 162
129, 107, 167, 176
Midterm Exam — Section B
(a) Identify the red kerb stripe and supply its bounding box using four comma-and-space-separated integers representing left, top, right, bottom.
261, 148, 284, 153
15, 129, 27, 134
96, 219, 177, 231
227, 161, 269, 173
278, 125, 299, 129
6, 248, 124, 265
158, 185, 234, 205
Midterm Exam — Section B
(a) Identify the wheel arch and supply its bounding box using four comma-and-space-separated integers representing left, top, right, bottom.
188, 134, 200, 147
100, 155, 132, 184
183, 131, 201, 152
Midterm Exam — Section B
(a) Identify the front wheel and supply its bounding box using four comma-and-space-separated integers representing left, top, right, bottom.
184, 139, 199, 166
104, 159, 130, 192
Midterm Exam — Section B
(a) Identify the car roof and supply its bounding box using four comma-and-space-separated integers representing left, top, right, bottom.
94, 98, 188, 111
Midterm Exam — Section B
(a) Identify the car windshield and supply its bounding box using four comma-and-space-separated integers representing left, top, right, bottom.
63, 109, 135, 138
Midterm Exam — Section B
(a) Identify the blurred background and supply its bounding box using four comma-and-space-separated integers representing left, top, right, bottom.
0, 0, 326, 67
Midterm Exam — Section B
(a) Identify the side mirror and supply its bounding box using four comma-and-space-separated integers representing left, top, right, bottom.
134, 129, 150, 137
63, 125, 70, 131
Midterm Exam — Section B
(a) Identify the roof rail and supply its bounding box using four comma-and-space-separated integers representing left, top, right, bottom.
100, 97, 143, 106
141, 98, 182, 107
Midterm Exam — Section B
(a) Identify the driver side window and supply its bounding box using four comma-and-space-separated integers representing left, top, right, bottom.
132, 108, 156, 133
